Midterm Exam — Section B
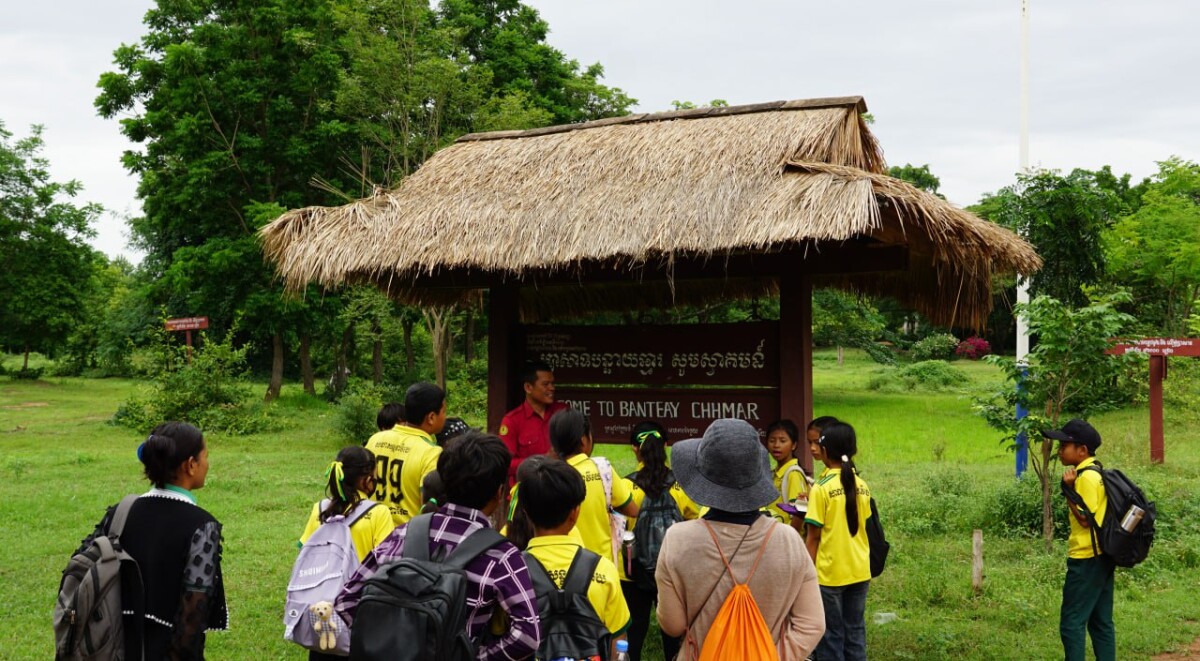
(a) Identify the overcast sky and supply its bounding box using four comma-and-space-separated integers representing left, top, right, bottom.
2, 0, 1196, 262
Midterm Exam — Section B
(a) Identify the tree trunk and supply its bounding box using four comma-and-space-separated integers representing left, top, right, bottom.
402, 316, 415, 373
299, 333, 315, 396
423, 306, 454, 391
837, 345, 844, 366
1041, 439, 1055, 551
23, 343, 30, 371
464, 308, 475, 363
332, 324, 354, 395
372, 320, 384, 385
265, 331, 284, 402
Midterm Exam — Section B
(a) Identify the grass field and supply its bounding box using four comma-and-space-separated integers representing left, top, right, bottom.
2, 350, 1199, 659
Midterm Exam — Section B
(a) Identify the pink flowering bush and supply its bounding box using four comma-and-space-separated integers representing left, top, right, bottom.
955, 336, 991, 360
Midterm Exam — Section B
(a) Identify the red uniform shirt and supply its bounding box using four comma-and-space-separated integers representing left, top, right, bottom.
499, 400, 569, 483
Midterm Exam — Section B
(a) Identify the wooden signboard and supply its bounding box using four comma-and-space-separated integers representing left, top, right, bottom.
1107, 338, 1200, 357
1106, 337, 1200, 463
164, 317, 209, 332
557, 387, 780, 444
523, 322, 781, 443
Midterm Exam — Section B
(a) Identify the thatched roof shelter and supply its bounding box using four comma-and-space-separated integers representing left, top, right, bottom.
260, 96, 1039, 328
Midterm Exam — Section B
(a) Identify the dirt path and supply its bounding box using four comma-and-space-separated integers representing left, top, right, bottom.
1153, 637, 1200, 660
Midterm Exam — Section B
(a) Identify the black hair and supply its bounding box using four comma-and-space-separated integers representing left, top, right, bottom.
505, 455, 552, 551
419, 470, 446, 515
767, 419, 800, 445
807, 416, 840, 433
548, 408, 589, 458
321, 446, 376, 523
519, 458, 587, 530
630, 421, 671, 498
520, 360, 553, 386
141, 422, 205, 488
404, 382, 445, 426
437, 430, 510, 510
376, 402, 404, 431
818, 421, 861, 536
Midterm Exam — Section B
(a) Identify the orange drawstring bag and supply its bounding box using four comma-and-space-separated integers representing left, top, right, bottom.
687, 520, 781, 661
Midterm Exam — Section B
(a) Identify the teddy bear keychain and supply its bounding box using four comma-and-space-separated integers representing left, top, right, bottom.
309, 601, 339, 651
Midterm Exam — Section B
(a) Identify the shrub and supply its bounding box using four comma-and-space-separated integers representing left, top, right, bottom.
334, 381, 387, 444
867, 360, 965, 393
982, 474, 1069, 539
911, 333, 959, 361
955, 336, 992, 360
11, 367, 45, 380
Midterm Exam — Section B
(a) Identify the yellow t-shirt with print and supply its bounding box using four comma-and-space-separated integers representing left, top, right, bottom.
768, 458, 808, 524
617, 474, 700, 582
1068, 456, 1108, 559
525, 535, 631, 636
365, 425, 442, 526
805, 467, 872, 587
299, 493, 396, 562
567, 453, 633, 565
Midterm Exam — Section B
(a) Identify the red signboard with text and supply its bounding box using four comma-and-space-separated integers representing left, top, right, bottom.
164, 317, 209, 332
1107, 337, 1200, 357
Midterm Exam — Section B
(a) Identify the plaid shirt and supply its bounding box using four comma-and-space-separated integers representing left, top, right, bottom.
336, 503, 541, 661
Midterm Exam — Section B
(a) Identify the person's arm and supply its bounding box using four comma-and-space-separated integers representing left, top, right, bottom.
803, 483, 826, 560
804, 524, 821, 561
780, 536, 826, 660
1063, 467, 1091, 527
299, 502, 321, 547
498, 414, 522, 480
612, 476, 640, 518
73, 506, 115, 556
167, 521, 223, 660
477, 548, 541, 661
654, 528, 687, 637
335, 527, 405, 625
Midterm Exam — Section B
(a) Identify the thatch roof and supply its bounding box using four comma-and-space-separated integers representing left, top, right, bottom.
260, 96, 1040, 328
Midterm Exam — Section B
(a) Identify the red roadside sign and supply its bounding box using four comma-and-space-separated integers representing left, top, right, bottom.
1106, 337, 1200, 464
165, 317, 209, 332
1107, 337, 1200, 357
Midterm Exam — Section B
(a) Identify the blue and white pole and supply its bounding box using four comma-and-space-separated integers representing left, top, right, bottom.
1015, 0, 1031, 478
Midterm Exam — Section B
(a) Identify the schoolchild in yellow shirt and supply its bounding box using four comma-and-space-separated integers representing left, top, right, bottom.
364, 382, 445, 525
299, 446, 396, 562
766, 419, 810, 534
805, 421, 872, 661
548, 409, 639, 565
522, 457, 630, 660
1046, 419, 1115, 661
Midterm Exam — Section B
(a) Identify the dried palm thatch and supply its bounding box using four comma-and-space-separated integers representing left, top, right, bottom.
260, 96, 1039, 328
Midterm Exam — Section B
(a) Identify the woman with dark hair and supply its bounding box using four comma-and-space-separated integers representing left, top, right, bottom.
299, 445, 394, 561
619, 421, 700, 661
805, 421, 873, 661
72, 421, 228, 660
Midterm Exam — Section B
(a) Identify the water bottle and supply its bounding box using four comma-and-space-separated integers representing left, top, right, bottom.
1120, 504, 1145, 532
615, 639, 630, 661
621, 531, 636, 577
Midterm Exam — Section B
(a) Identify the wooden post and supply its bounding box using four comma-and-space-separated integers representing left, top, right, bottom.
972, 529, 984, 594
487, 285, 520, 433
780, 270, 814, 473
1149, 355, 1165, 463
185, 329, 193, 364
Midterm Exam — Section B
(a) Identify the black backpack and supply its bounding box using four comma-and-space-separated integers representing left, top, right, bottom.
1062, 462, 1156, 568
626, 472, 684, 592
866, 497, 889, 578
54, 495, 145, 661
349, 514, 505, 661
524, 548, 612, 661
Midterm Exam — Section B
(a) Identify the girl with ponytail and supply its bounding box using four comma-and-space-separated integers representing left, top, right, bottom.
299, 446, 395, 563
72, 421, 229, 659
803, 421, 873, 661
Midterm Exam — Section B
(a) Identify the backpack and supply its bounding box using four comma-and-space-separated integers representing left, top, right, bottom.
54, 494, 145, 661
592, 456, 626, 564
626, 471, 684, 592
689, 520, 780, 661
349, 513, 505, 661
865, 497, 889, 578
284, 498, 378, 655
1062, 462, 1156, 568
524, 548, 612, 661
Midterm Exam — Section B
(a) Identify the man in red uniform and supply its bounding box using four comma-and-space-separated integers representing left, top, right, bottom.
499, 360, 569, 485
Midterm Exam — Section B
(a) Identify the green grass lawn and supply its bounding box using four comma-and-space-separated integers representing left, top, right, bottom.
3, 350, 1199, 659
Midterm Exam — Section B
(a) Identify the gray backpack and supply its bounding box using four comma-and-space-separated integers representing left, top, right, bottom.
54, 495, 144, 661
284, 498, 378, 655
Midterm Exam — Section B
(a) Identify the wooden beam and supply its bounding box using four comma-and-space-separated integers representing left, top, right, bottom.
403, 243, 908, 290
487, 284, 520, 433
779, 268, 814, 473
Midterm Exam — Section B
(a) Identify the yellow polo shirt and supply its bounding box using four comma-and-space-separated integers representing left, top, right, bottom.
525, 535, 631, 636
1068, 457, 1108, 559
567, 453, 633, 564
805, 467, 872, 587
365, 425, 442, 525
299, 493, 396, 562
769, 459, 808, 524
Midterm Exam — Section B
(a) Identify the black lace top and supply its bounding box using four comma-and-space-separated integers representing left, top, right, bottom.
77, 490, 228, 660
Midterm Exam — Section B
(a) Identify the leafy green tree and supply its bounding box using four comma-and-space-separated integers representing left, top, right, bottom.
973, 169, 1124, 308
888, 163, 943, 198
812, 289, 886, 365
0, 123, 102, 370
973, 291, 1137, 549
1106, 158, 1200, 335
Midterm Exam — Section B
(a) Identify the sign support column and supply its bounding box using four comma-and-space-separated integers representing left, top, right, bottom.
487, 284, 520, 433
780, 269, 814, 473
1149, 354, 1165, 463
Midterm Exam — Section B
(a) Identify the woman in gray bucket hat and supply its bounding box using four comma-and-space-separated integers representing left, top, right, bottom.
655, 418, 826, 660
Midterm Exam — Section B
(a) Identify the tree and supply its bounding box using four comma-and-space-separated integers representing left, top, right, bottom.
812, 289, 886, 365
973, 169, 1123, 308
0, 123, 101, 370
974, 291, 1137, 550
1106, 158, 1200, 335
888, 163, 943, 198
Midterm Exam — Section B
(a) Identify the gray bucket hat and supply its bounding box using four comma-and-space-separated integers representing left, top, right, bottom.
671, 418, 778, 512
